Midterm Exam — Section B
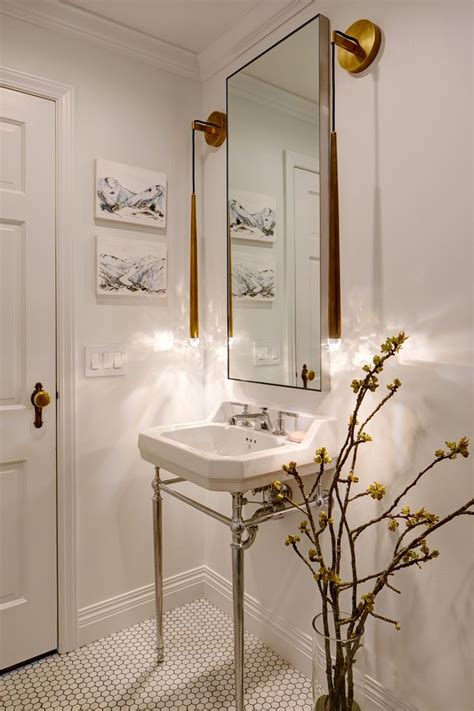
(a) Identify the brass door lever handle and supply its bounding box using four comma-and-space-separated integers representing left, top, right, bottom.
31, 382, 51, 428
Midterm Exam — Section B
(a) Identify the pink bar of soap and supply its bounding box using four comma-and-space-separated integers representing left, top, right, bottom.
287, 430, 306, 443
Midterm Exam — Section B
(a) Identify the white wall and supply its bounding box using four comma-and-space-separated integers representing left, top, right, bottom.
201, 2, 473, 710
1, 4, 472, 708
0, 13, 207, 643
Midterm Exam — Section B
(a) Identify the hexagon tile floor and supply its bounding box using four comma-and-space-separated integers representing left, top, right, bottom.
1, 599, 313, 710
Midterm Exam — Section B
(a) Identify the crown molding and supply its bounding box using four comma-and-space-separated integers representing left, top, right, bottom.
229, 73, 318, 126
0, 0, 199, 80
199, 0, 315, 83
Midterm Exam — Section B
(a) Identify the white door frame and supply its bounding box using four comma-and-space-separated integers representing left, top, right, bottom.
284, 150, 319, 386
0, 67, 77, 653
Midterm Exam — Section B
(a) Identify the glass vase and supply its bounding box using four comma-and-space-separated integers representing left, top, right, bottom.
312, 612, 366, 711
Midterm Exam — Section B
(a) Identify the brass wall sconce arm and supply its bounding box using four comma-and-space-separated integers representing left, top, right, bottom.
333, 19, 382, 75
192, 111, 227, 147
332, 30, 366, 61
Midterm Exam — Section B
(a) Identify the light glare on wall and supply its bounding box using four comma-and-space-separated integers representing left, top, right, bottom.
153, 331, 174, 352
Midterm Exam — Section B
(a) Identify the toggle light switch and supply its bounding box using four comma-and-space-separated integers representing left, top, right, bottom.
85, 345, 127, 377
91, 352, 102, 370
253, 340, 281, 366
102, 352, 114, 369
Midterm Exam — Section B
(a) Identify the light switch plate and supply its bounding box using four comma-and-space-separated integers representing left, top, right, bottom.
253, 340, 281, 366
85, 345, 127, 377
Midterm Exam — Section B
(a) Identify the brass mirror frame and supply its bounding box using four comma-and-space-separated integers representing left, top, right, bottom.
226, 13, 330, 391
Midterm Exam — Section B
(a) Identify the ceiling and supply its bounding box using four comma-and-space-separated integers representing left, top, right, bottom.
243, 16, 319, 101
62, 0, 294, 54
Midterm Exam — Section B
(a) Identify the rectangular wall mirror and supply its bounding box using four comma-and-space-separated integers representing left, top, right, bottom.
227, 14, 329, 391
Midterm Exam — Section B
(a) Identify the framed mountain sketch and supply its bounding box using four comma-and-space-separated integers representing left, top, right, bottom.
96, 234, 167, 297
232, 249, 276, 301
229, 188, 276, 242
95, 159, 167, 228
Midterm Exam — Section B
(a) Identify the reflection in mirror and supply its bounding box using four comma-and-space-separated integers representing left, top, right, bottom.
227, 15, 329, 391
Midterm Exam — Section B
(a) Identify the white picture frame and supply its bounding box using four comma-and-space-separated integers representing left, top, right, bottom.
95, 159, 167, 228
96, 234, 167, 297
229, 188, 276, 242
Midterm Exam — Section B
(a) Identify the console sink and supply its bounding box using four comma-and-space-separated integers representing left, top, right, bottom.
138, 402, 336, 492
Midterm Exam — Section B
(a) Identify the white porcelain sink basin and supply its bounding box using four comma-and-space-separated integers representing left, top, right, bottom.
162, 424, 283, 457
138, 402, 336, 492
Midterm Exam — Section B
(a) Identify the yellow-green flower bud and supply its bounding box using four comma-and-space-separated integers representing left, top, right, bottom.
368, 482, 386, 500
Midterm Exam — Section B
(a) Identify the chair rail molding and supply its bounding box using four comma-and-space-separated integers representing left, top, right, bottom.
0, 65, 77, 654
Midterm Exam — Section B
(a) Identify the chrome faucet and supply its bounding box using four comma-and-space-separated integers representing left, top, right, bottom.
229, 406, 273, 431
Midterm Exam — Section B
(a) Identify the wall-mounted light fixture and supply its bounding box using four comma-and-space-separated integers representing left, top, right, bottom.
328, 19, 382, 351
189, 111, 227, 346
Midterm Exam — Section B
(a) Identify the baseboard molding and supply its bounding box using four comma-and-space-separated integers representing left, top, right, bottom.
202, 566, 313, 677
203, 567, 417, 711
77, 566, 206, 647
77, 565, 417, 710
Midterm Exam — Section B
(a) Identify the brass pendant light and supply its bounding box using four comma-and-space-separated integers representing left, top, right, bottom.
189, 111, 227, 346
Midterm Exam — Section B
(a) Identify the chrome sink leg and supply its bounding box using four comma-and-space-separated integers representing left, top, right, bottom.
231, 492, 245, 711
152, 466, 164, 663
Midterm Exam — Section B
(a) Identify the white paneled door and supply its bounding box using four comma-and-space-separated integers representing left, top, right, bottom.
0, 88, 57, 669
294, 166, 321, 389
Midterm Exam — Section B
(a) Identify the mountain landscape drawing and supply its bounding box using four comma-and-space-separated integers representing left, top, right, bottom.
97, 236, 167, 297
95, 160, 167, 228
232, 258, 275, 300
97, 177, 165, 223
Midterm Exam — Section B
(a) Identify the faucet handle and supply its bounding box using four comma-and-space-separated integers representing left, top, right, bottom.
273, 410, 298, 436
258, 407, 272, 431
229, 401, 249, 414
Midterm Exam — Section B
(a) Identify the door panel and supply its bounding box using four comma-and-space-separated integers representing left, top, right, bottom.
0, 88, 57, 670
294, 167, 321, 389
0, 117, 25, 193
0, 461, 27, 607
0, 222, 25, 406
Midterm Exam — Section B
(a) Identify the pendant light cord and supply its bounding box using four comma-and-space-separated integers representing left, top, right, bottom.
192, 128, 196, 194
331, 41, 336, 133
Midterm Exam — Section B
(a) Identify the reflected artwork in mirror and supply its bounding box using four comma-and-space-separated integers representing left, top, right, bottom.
227, 14, 330, 390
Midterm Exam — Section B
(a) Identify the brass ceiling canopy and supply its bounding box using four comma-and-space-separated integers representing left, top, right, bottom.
333, 19, 382, 74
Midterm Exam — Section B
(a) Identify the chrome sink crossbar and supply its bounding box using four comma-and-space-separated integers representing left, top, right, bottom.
151, 466, 322, 711
158, 481, 232, 527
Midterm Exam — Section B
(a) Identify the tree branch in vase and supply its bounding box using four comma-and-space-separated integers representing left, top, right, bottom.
272, 333, 472, 711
